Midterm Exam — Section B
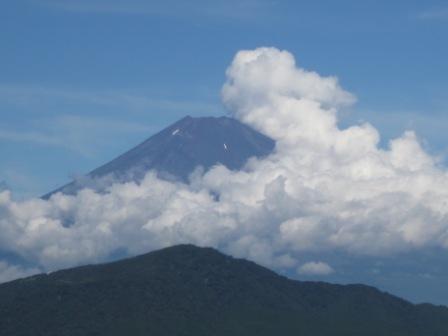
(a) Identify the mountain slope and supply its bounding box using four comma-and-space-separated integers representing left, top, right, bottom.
1, 245, 447, 336
44, 116, 275, 198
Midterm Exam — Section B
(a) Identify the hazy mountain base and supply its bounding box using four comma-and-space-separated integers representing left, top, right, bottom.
0, 245, 447, 336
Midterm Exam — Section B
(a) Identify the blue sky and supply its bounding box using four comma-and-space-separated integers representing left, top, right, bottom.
1, 0, 448, 198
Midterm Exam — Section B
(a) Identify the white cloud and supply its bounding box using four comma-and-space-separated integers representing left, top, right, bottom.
1, 47, 448, 277
297, 261, 334, 276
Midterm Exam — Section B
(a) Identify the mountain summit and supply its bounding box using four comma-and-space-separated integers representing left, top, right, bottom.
44, 116, 275, 198
1, 244, 447, 336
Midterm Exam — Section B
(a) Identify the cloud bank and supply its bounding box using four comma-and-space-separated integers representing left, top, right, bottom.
1, 47, 448, 282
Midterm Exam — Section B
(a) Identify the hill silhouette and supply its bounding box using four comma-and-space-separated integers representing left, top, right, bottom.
1, 245, 447, 335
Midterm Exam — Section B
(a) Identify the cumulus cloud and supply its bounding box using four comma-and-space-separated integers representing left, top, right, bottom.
1, 47, 448, 282
222, 47, 356, 148
297, 261, 334, 276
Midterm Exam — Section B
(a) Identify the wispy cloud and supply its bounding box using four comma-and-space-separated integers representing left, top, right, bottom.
417, 8, 448, 20
0, 115, 155, 157
0, 130, 61, 147
38, 0, 275, 21
0, 85, 222, 115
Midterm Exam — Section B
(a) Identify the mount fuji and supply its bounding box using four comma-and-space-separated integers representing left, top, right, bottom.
44, 116, 275, 198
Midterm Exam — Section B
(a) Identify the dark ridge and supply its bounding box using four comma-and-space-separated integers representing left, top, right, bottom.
1, 244, 447, 336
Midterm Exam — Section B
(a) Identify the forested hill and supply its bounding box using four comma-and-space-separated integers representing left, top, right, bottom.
1, 244, 447, 336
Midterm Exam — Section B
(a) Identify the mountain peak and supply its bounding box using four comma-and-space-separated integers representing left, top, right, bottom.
44, 116, 275, 198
